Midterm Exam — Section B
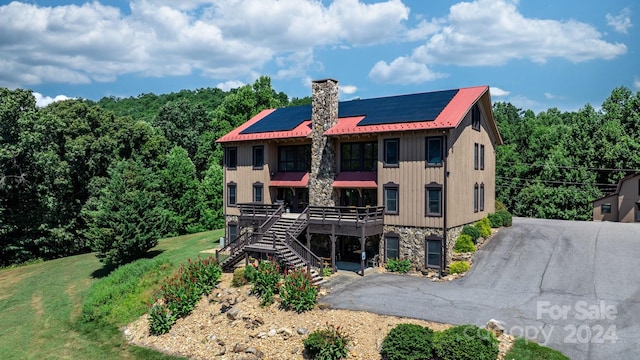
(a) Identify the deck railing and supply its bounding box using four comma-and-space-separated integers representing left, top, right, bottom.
307, 206, 385, 226
216, 231, 250, 265
238, 203, 283, 218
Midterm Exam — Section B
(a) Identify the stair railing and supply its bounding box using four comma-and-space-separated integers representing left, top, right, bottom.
216, 231, 250, 266
287, 206, 309, 237
258, 203, 285, 233
284, 232, 323, 272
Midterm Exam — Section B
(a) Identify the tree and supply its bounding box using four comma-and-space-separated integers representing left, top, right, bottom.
159, 147, 201, 236
84, 158, 165, 266
198, 163, 225, 230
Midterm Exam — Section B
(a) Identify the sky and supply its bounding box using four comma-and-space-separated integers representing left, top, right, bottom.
0, 0, 637, 112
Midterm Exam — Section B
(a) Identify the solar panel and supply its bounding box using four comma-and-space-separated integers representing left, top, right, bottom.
239, 88, 459, 134
350, 89, 458, 126
240, 105, 311, 134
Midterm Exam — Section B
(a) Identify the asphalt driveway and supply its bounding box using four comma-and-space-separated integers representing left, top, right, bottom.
321, 217, 640, 360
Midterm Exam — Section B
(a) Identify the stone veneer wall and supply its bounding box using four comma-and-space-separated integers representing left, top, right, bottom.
308, 79, 339, 207
378, 224, 464, 270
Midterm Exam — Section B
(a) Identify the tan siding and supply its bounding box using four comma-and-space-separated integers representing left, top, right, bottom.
617, 175, 640, 222
378, 133, 444, 228
593, 194, 619, 221
224, 143, 273, 216
446, 96, 496, 227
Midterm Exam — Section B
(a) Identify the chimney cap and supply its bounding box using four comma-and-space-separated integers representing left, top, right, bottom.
312, 78, 338, 84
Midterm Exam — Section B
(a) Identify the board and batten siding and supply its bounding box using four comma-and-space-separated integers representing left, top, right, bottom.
593, 194, 619, 222
617, 174, 640, 222
377, 132, 445, 228
446, 98, 497, 227
223, 142, 273, 216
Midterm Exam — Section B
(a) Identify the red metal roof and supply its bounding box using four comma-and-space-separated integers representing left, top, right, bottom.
333, 172, 378, 188
216, 109, 312, 143
269, 172, 309, 187
324, 86, 488, 136
216, 85, 491, 143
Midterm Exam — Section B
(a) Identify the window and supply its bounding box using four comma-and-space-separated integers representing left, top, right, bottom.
383, 138, 399, 167
474, 143, 479, 170
425, 237, 442, 268
480, 144, 485, 170
228, 182, 237, 206
601, 203, 612, 214
480, 183, 485, 211
474, 183, 479, 213
253, 146, 264, 169
426, 137, 443, 166
226, 147, 237, 169
341, 141, 378, 171
384, 183, 399, 215
385, 235, 400, 261
278, 145, 311, 172
253, 182, 263, 203
228, 223, 238, 242
472, 104, 481, 130
425, 184, 442, 217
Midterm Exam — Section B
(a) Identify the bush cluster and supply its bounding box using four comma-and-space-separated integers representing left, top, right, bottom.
231, 267, 247, 287
303, 324, 350, 360
252, 260, 282, 306
386, 258, 411, 273
474, 218, 492, 239
497, 210, 513, 227
488, 210, 513, 228
279, 268, 318, 313
433, 324, 499, 360
380, 323, 434, 360
448, 261, 470, 274
381, 324, 498, 360
461, 225, 481, 244
148, 256, 221, 335
453, 234, 476, 253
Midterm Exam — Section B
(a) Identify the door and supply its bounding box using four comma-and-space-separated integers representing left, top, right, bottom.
636, 203, 640, 222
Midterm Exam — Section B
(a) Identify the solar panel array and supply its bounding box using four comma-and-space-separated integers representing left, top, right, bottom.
239, 88, 459, 134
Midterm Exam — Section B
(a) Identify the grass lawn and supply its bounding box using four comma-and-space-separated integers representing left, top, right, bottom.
504, 338, 570, 360
0, 230, 223, 360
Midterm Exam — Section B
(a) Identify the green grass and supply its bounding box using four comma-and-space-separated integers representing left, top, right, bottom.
505, 338, 570, 360
0, 230, 222, 360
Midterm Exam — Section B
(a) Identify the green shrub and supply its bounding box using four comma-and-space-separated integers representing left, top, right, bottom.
386, 258, 411, 273
380, 323, 434, 360
303, 324, 350, 360
495, 200, 507, 211
487, 213, 502, 228
252, 260, 282, 306
148, 303, 174, 335
149, 256, 222, 334
505, 338, 569, 360
433, 324, 499, 360
454, 234, 476, 253
232, 267, 247, 287
322, 266, 333, 277
474, 220, 491, 239
448, 261, 470, 274
280, 268, 318, 313
497, 209, 512, 227
461, 225, 481, 243
244, 263, 258, 283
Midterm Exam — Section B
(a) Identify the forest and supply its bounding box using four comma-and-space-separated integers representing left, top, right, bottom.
1, 77, 638, 266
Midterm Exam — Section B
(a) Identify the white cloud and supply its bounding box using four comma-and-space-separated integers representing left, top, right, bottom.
633, 77, 640, 90
340, 85, 358, 95
370, 0, 627, 85
405, 18, 444, 41
0, 0, 410, 88
369, 57, 446, 84
490, 87, 510, 97
215, 80, 245, 91
606, 8, 632, 34
33, 92, 74, 107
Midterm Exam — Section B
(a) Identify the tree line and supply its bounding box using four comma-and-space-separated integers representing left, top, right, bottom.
1, 79, 637, 267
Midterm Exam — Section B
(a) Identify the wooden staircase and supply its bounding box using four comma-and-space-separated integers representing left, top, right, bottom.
217, 208, 326, 285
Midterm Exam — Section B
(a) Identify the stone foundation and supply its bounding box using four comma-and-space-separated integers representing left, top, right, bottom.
378, 224, 465, 270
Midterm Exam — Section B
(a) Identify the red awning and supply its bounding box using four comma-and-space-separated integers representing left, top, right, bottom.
269, 172, 309, 187
333, 172, 378, 188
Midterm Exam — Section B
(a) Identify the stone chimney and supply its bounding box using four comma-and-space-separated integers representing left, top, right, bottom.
309, 79, 339, 207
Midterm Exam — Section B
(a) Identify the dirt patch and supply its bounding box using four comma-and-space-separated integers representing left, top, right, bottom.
0, 268, 33, 300
126, 273, 514, 359
31, 293, 45, 318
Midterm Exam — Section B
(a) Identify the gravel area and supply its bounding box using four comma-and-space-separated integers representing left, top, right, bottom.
125, 272, 514, 359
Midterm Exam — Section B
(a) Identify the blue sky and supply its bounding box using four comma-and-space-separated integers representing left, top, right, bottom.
0, 0, 637, 112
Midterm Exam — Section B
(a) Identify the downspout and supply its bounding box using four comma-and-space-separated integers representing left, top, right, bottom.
441, 132, 448, 277
222, 144, 227, 242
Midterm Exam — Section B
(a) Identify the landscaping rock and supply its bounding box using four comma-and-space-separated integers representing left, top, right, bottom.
486, 319, 506, 336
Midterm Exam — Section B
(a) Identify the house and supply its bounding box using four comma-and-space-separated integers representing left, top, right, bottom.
593, 172, 640, 222
216, 79, 502, 277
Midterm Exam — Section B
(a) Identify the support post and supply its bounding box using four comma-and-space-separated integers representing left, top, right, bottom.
330, 224, 337, 271
360, 227, 365, 276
